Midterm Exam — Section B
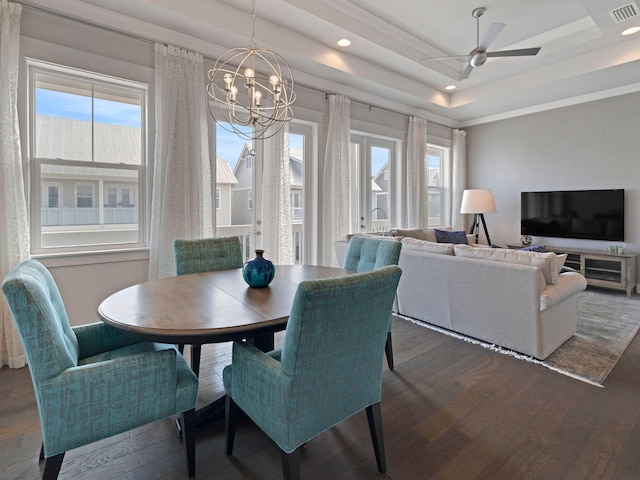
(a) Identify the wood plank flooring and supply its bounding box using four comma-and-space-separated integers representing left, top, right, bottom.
2, 312, 640, 479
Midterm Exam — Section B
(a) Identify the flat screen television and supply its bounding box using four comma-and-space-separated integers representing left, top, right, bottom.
521, 189, 624, 241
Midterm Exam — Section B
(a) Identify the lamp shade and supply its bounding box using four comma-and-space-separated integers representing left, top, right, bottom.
460, 189, 497, 214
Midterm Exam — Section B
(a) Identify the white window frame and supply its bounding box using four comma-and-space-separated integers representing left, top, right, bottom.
27, 60, 147, 254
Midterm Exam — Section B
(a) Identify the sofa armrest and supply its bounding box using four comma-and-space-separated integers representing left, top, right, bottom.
540, 271, 588, 311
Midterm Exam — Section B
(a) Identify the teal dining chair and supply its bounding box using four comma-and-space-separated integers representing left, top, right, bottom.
223, 265, 402, 480
2, 259, 199, 480
174, 236, 244, 375
343, 235, 402, 369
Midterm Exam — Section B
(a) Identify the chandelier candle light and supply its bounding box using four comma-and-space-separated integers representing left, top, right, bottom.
207, 0, 295, 140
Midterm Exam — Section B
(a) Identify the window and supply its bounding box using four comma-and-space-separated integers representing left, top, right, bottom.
426, 145, 449, 227
248, 191, 253, 209
215, 187, 220, 209
28, 61, 146, 253
76, 184, 94, 208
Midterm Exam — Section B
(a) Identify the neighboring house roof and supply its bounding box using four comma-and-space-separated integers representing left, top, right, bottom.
289, 157, 303, 188
37, 115, 239, 185
372, 179, 382, 192
36, 115, 141, 165
232, 143, 304, 188
216, 157, 238, 184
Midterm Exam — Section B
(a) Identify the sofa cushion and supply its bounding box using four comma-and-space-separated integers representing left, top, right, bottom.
434, 229, 468, 245
454, 244, 561, 284
400, 237, 455, 255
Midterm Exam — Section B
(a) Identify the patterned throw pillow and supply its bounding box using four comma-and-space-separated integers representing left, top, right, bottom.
434, 229, 468, 245
521, 244, 546, 252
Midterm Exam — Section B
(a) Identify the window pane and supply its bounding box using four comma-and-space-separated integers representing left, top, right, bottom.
371, 145, 390, 231
289, 132, 305, 263
35, 73, 92, 161
39, 162, 140, 248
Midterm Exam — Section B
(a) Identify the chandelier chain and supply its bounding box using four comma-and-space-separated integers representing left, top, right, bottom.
250, 0, 257, 49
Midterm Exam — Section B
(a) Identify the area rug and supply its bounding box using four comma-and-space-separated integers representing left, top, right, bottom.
397, 288, 640, 387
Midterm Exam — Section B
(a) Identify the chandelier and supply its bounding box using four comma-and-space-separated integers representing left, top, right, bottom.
207, 0, 295, 141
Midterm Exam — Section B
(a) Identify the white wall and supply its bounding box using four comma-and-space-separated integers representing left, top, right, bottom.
466, 92, 640, 283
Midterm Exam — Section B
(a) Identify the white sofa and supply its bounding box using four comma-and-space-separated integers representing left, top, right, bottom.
335, 229, 587, 360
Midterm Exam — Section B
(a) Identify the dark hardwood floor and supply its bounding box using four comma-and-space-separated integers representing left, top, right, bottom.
3, 311, 640, 480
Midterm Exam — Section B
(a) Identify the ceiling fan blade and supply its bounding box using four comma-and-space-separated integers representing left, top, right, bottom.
478, 22, 505, 51
421, 54, 469, 62
487, 47, 541, 57
459, 63, 474, 81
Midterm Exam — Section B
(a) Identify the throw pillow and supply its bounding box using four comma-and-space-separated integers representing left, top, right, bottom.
434, 229, 468, 245
556, 253, 568, 273
521, 244, 546, 252
390, 228, 427, 240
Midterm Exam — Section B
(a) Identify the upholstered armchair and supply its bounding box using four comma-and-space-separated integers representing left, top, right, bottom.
174, 236, 244, 375
343, 235, 402, 369
2, 260, 199, 480
223, 265, 402, 479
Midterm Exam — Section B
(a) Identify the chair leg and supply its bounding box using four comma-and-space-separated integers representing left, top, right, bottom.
181, 409, 196, 478
42, 452, 65, 480
385, 332, 394, 370
225, 395, 239, 456
280, 447, 301, 480
190, 344, 202, 377
366, 402, 386, 473
177, 344, 185, 354
39, 443, 45, 462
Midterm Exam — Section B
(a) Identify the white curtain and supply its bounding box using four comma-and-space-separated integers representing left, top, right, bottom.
0, 0, 28, 369
261, 123, 294, 265
450, 128, 467, 229
405, 116, 428, 229
149, 44, 212, 279
321, 94, 351, 267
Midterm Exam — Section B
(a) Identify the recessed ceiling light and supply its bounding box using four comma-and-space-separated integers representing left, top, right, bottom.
337, 38, 351, 47
445, 85, 456, 91
622, 26, 640, 35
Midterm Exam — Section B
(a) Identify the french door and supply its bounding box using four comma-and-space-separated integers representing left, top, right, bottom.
350, 134, 396, 233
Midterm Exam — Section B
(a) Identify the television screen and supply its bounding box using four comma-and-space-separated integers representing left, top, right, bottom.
521, 189, 624, 241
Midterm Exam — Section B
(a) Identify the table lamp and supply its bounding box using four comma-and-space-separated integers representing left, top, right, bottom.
460, 189, 496, 245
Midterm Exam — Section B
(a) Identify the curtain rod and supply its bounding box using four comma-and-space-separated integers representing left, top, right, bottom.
15, 1, 449, 127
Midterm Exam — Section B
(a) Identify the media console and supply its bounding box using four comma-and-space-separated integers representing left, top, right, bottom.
507, 245, 637, 297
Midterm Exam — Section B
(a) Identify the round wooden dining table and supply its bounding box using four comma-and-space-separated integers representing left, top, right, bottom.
98, 264, 353, 346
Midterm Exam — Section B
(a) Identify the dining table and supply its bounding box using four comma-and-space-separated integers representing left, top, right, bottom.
97, 264, 354, 429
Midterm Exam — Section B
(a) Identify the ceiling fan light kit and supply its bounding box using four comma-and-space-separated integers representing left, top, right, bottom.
423, 6, 541, 80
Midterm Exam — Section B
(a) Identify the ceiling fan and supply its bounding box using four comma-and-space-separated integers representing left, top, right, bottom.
423, 6, 541, 80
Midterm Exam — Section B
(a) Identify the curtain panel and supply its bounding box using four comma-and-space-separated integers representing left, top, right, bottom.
0, 0, 28, 369
450, 128, 467, 230
321, 94, 351, 267
261, 123, 294, 265
149, 44, 213, 280
405, 116, 428, 229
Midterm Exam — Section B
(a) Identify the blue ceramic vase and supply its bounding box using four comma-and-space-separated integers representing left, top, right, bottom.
242, 249, 275, 288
